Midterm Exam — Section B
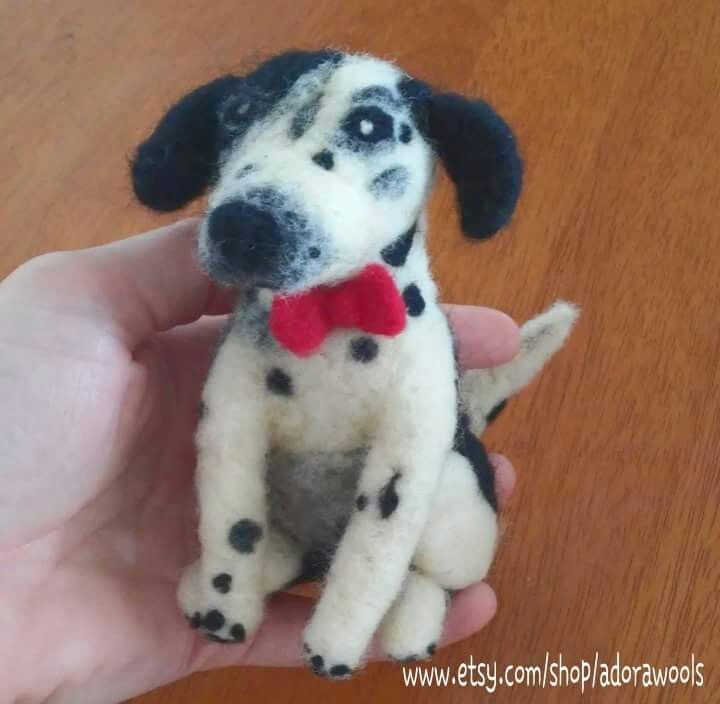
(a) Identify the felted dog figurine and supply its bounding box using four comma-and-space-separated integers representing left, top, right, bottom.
131, 49, 577, 678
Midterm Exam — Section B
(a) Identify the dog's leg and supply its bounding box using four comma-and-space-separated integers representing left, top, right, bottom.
302, 331, 457, 678
177, 336, 272, 643
413, 448, 498, 590
378, 569, 448, 662
379, 441, 497, 661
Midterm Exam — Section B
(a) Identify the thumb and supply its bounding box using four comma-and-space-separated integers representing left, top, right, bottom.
5, 218, 236, 351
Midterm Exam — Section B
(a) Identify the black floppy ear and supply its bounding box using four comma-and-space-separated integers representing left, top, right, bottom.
131, 75, 241, 212
427, 93, 523, 238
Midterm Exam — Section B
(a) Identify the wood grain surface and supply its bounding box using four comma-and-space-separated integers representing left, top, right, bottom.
2, 1, 719, 702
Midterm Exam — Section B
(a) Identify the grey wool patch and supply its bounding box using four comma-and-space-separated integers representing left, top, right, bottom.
267, 448, 367, 552
369, 166, 410, 199
290, 94, 323, 139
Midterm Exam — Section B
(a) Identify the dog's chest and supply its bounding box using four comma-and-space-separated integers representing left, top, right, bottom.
264, 328, 405, 452
222, 261, 447, 454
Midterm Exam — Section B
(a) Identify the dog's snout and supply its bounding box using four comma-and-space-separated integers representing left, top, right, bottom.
207, 199, 285, 277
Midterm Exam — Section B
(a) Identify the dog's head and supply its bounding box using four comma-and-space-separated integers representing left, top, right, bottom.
131, 50, 522, 292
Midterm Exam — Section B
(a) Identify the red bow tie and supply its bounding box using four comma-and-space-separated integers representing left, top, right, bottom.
269, 264, 406, 357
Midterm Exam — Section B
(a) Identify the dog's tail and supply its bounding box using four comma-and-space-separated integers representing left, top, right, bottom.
459, 301, 579, 435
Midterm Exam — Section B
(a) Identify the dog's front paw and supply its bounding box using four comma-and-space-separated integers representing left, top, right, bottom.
302, 642, 356, 680
302, 596, 374, 678
178, 559, 264, 644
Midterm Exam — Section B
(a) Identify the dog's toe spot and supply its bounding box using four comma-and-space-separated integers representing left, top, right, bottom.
203, 609, 225, 632
329, 664, 352, 678
310, 654, 325, 675
427, 642, 437, 656
230, 623, 246, 642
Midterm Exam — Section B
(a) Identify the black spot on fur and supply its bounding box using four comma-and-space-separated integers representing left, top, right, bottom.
290, 94, 322, 139
403, 284, 425, 316
379, 471, 401, 519
188, 612, 202, 629
266, 367, 293, 396
486, 399, 507, 424
329, 664, 352, 678
236, 164, 255, 179
310, 655, 325, 675
399, 123, 413, 143
350, 336, 379, 363
197, 401, 207, 419
212, 573, 232, 594
203, 609, 225, 632
427, 643, 437, 656
370, 166, 409, 199
454, 414, 497, 511
308, 246, 321, 258
230, 623, 246, 642
228, 519, 264, 553
312, 149, 334, 170
356, 493, 368, 511
380, 222, 416, 266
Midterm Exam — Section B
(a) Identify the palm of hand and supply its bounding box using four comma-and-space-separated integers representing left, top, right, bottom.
0, 266, 215, 702
0, 220, 516, 703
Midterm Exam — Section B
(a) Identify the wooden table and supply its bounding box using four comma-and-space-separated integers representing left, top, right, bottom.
2, 1, 718, 702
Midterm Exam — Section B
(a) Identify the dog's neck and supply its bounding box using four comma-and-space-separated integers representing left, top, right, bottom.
234, 212, 439, 351
376, 213, 438, 311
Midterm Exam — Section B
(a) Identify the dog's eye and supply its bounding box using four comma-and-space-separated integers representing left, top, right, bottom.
341, 106, 394, 145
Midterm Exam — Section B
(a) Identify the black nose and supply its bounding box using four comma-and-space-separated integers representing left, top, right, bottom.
207, 199, 284, 276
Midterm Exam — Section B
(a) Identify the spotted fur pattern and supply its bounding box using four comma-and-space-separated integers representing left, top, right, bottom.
132, 50, 576, 678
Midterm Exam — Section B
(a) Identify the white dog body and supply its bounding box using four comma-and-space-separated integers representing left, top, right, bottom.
131, 49, 576, 678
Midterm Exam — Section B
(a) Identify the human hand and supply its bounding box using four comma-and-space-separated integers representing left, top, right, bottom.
0, 219, 519, 704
